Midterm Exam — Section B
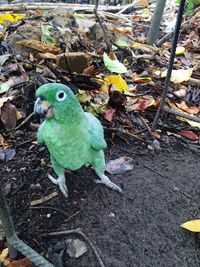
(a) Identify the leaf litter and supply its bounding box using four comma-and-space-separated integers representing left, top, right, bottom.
0, 1, 200, 266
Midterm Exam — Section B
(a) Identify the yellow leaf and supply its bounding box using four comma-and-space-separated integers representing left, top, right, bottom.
139, 0, 149, 7
133, 43, 140, 48
161, 68, 193, 84
181, 219, 200, 232
175, 46, 185, 56
178, 117, 200, 130
104, 75, 128, 92
0, 248, 8, 263
0, 13, 24, 24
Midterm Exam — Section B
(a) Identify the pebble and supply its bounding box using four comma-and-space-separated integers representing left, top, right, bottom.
66, 239, 87, 258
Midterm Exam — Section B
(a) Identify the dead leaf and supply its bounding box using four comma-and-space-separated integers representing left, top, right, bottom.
175, 46, 185, 56
0, 134, 5, 146
103, 108, 116, 122
56, 52, 90, 73
179, 130, 199, 140
0, 96, 14, 113
1, 102, 17, 130
104, 75, 128, 92
38, 52, 56, 60
16, 40, 61, 54
106, 156, 134, 174
126, 95, 156, 112
139, 0, 149, 7
176, 101, 199, 114
181, 219, 200, 232
161, 68, 193, 84
9, 257, 32, 267
0, 248, 8, 263
0, 76, 26, 94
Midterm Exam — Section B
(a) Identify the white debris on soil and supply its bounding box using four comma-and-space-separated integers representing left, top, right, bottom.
66, 238, 87, 258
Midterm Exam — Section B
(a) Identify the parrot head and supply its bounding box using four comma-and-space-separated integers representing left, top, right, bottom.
34, 83, 84, 122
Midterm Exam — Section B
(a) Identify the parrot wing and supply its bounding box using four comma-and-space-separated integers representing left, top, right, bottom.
85, 112, 107, 151
37, 121, 46, 144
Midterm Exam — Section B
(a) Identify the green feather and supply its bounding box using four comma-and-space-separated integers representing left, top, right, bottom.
36, 83, 106, 176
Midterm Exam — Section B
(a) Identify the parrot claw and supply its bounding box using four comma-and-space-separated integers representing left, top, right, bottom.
48, 174, 68, 198
95, 174, 122, 193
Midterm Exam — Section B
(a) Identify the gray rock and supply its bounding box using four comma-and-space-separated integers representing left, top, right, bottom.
66, 238, 87, 258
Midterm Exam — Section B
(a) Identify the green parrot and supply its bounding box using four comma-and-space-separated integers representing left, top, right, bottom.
34, 83, 122, 197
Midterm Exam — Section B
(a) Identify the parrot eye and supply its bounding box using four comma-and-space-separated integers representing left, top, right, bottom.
56, 91, 67, 101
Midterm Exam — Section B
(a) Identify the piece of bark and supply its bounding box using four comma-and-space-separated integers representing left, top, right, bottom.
56, 52, 91, 74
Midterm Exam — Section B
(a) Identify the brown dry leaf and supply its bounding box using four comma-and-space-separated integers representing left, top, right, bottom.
83, 65, 96, 75
38, 52, 57, 60
1, 102, 17, 130
139, 0, 149, 7
9, 257, 32, 267
179, 130, 199, 140
16, 40, 61, 54
0, 133, 5, 146
126, 95, 156, 112
103, 108, 116, 122
0, 96, 14, 112
176, 101, 199, 114
166, 131, 181, 138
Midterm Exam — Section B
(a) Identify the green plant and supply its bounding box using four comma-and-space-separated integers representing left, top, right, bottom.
177, 0, 200, 14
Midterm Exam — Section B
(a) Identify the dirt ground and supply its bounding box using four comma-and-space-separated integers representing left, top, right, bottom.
1, 129, 200, 267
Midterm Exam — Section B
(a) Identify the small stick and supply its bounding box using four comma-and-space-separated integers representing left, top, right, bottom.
30, 192, 59, 206
0, 3, 123, 12
30, 206, 80, 222
15, 112, 34, 131
94, 0, 111, 52
143, 164, 166, 178
117, 1, 138, 15
138, 115, 155, 139
42, 228, 106, 267
151, 0, 186, 130
103, 127, 144, 141
163, 106, 200, 123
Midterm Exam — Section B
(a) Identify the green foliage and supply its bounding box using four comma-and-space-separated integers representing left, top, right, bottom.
177, 0, 200, 14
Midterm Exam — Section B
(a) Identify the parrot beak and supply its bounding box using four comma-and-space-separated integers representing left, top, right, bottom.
34, 96, 54, 119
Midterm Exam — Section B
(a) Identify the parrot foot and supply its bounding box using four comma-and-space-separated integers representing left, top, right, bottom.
48, 174, 68, 198
95, 174, 122, 193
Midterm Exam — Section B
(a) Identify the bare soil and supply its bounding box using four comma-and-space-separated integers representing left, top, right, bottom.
1, 130, 200, 267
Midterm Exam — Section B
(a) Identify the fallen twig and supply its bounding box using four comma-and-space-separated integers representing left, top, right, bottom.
31, 192, 59, 206
30, 206, 80, 222
163, 106, 200, 123
0, 3, 124, 12
42, 228, 105, 267
104, 126, 144, 141
117, 1, 138, 14
94, 0, 111, 52
15, 112, 34, 131
143, 164, 166, 178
